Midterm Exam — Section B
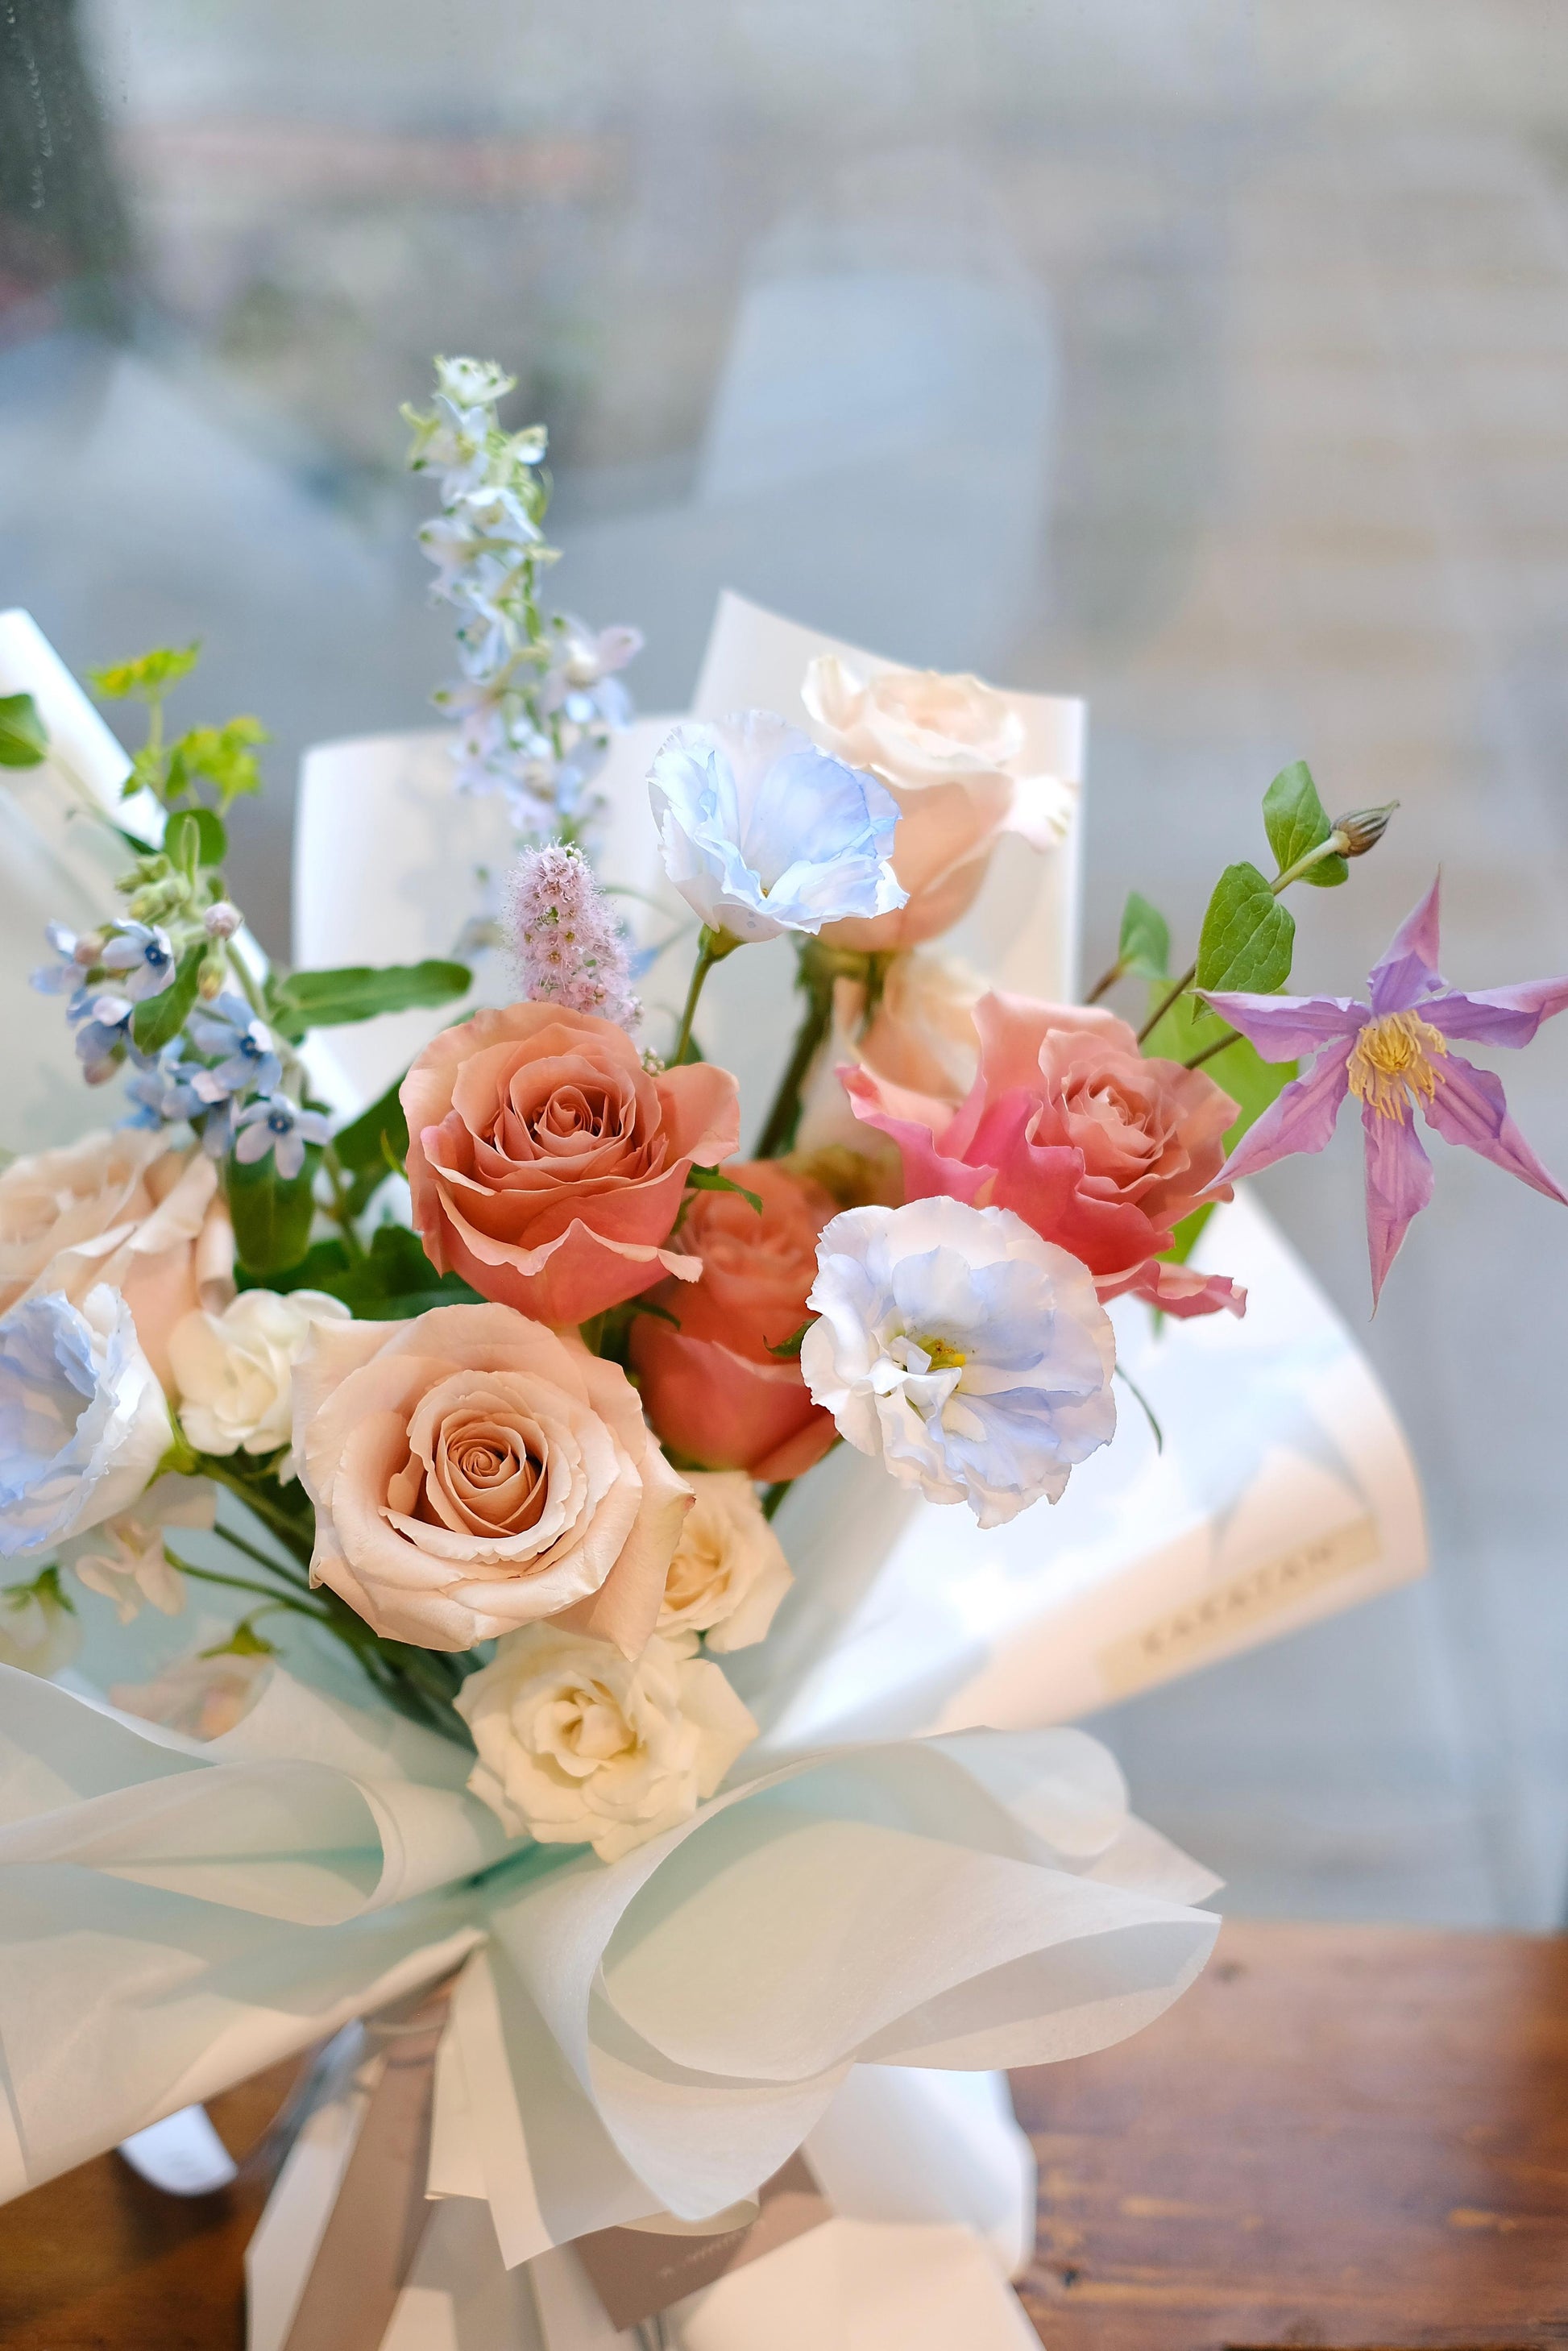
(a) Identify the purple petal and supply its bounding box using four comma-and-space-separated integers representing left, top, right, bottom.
1422, 975, 1568, 1050
1198, 991, 1365, 1062
1424, 1050, 1568, 1206
1214, 1034, 1357, 1184
1362, 1103, 1434, 1307
1369, 876, 1444, 1015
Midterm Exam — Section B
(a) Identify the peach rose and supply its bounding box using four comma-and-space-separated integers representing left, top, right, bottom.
293, 1301, 694, 1653
848, 993, 1247, 1319
402, 1004, 740, 1328
803, 657, 1076, 952
0, 1128, 234, 1391
796, 949, 983, 1176
630, 1159, 838, 1480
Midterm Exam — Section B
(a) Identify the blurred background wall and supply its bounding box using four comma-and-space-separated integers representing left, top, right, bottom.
3, 0, 1566, 1925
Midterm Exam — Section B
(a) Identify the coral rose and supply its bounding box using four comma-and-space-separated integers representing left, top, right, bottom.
802, 657, 1076, 952
401, 1003, 739, 1328
0, 1127, 234, 1391
630, 1159, 838, 1480
293, 1302, 694, 1653
847, 993, 1246, 1318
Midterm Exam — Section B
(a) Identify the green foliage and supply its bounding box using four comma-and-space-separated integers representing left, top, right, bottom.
266, 960, 471, 1043
313, 1224, 482, 1319
1117, 890, 1170, 981
766, 1321, 811, 1360
1196, 862, 1296, 994
224, 1147, 321, 1279
331, 1076, 411, 1215
89, 644, 200, 704
0, 692, 48, 768
1262, 760, 1346, 889
165, 717, 268, 812
685, 1164, 764, 1214
131, 943, 205, 1055
1143, 988, 1296, 1263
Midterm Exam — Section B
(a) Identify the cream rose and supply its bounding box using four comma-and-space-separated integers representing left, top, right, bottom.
803, 656, 1076, 951
657, 1471, 794, 1654
0, 1129, 234, 1391
456, 1624, 757, 1860
293, 1302, 694, 1654
170, 1288, 351, 1466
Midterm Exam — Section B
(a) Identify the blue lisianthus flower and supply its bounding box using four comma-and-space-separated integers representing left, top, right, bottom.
801, 1197, 1117, 1528
98, 921, 177, 1003
648, 711, 907, 943
234, 1093, 331, 1181
187, 994, 283, 1097
0, 1287, 172, 1558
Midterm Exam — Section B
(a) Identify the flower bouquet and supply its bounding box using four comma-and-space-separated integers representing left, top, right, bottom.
3, 359, 1564, 2351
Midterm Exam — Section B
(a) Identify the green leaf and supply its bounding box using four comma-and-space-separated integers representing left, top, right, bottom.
224, 1146, 321, 1279
267, 960, 471, 1043
306, 1223, 480, 1319
89, 643, 200, 704
1195, 862, 1296, 994
131, 942, 204, 1055
686, 1164, 764, 1214
235, 1237, 353, 1295
1117, 890, 1170, 981
164, 810, 201, 877
0, 691, 48, 767
333, 1075, 410, 1171
1142, 989, 1296, 1264
1262, 760, 1347, 889
766, 1320, 811, 1360
166, 717, 267, 812
189, 806, 228, 866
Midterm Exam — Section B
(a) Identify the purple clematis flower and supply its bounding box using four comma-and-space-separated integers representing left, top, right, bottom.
1201, 877, 1568, 1304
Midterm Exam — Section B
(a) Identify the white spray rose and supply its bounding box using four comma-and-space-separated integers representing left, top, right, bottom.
168, 1288, 350, 1466
457, 1625, 757, 1862
0, 1287, 172, 1559
657, 1470, 794, 1654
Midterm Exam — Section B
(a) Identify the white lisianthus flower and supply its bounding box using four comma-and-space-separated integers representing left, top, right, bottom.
0, 1565, 81, 1677
648, 711, 906, 943
69, 1474, 214, 1623
168, 1288, 350, 1468
657, 1470, 794, 1655
801, 1199, 1116, 1528
0, 1287, 172, 1558
457, 1626, 758, 1863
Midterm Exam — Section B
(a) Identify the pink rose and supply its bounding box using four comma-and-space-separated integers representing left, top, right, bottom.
630, 1159, 839, 1480
0, 1128, 234, 1391
802, 657, 1075, 952
847, 993, 1246, 1318
294, 1302, 693, 1654
402, 1004, 740, 1328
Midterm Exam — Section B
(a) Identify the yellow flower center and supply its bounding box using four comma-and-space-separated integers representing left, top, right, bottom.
1346, 1009, 1447, 1121
917, 1335, 968, 1372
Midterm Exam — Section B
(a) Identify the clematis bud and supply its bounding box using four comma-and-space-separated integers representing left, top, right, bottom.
204, 900, 243, 939
1330, 801, 1398, 858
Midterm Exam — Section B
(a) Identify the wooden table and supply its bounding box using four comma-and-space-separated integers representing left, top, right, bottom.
3, 1922, 1566, 2349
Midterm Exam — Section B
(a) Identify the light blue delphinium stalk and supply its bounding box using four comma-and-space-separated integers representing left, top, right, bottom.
404, 355, 642, 844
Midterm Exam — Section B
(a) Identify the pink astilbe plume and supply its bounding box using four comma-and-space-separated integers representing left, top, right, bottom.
507, 843, 641, 1031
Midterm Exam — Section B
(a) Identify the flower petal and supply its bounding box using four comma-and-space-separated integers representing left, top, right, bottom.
1422, 976, 1568, 1050
1369, 876, 1444, 1015
1095, 1259, 1247, 1319
1362, 1103, 1434, 1306
1197, 991, 1365, 1062
1423, 1050, 1568, 1205
1213, 1035, 1356, 1184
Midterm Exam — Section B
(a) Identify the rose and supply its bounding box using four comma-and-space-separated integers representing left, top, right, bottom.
847, 993, 1246, 1318
0, 1287, 172, 1559
630, 1159, 838, 1481
169, 1288, 351, 1465
647, 711, 906, 943
456, 1624, 757, 1860
0, 1129, 234, 1391
801, 1197, 1117, 1527
293, 1302, 694, 1654
795, 951, 983, 1187
657, 1471, 794, 1653
802, 657, 1076, 952
402, 1003, 740, 1327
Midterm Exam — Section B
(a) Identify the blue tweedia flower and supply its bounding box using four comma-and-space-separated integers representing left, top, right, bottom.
234, 1093, 332, 1181
123, 1053, 232, 1143
30, 921, 94, 997
649, 711, 908, 944
98, 921, 177, 1004
73, 993, 135, 1084
186, 994, 283, 1097
801, 1196, 1118, 1528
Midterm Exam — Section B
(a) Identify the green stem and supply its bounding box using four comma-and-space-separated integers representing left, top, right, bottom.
754, 976, 834, 1160
1114, 1364, 1164, 1453
1136, 960, 1197, 1047
201, 1457, 316, 1562
1085, 956, 1126, 1005
225, 941, 268, 1020
168, 1551, 332, 1622
322, 1146, 368, 1262
671, 927, 731, 1065
761, 1480, 792, 1522
207, 1515, 316, 1586
1184, 1027, 1240, 1072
